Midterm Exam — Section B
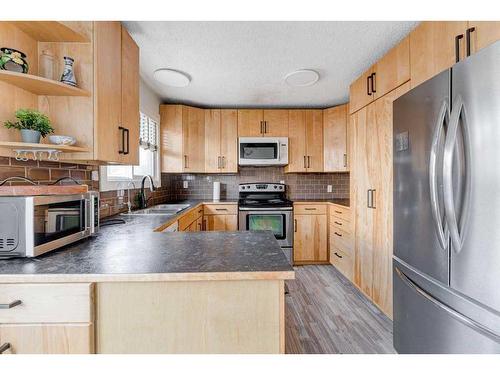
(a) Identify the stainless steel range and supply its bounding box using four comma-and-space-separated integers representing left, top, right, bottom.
238, 183, 293, 263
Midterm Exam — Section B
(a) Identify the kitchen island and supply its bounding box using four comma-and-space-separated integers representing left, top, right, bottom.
0, 212, 294, 354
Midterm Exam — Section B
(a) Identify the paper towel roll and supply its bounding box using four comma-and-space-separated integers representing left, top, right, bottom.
213, 181, 221, 201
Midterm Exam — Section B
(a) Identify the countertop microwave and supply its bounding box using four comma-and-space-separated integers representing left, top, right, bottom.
0, 192, 99, 259
238, 137, 288, 166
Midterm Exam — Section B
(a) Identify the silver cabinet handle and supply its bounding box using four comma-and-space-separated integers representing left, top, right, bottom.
429, 100, 450, 250
334, 231, 342, 237
334, 252, 343, 259
260, 121, 264, 134
307, 156, 311, 168
217, 156, 221, 169
184, 155, 188, 169
221, 156, 225, 169
443, 95, 471, 254
334, 221, 342, 226
367, 189, 372, 208
215, 208, 228, 211
0, 343, 11, 354
0, 300, 21, 309
303, 155, 307, 169
294, 219, 297, 232
264, 121, 268, 134
304, 208, 316, 211
395, 267, 500, 342
343, 153, 347, 168
371, 189, 376, 209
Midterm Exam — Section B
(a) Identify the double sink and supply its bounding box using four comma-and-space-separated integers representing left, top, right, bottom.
121, 203, 191, 216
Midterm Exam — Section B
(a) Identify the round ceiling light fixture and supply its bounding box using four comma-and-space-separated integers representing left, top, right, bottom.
153, 68, 191, 88
284, 69, 320, 87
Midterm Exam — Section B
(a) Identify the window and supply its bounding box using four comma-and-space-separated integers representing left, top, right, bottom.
100, 112, 161, 191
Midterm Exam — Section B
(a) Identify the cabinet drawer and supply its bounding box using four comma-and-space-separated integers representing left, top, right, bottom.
330, 227, 354, 256
203, 204, 237, 215
329, 204, 351, 221
330, 248, 354, 281
329, 216, 351, 234
0, 323, 93, 354
178, 206, 203, 230
294, 204, 327, 215
0, 283, 93, 324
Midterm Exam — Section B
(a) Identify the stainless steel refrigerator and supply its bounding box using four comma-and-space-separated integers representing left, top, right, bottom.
392, 41, 500, 353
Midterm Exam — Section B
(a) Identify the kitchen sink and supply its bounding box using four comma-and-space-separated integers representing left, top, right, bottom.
121, 203, 191, 216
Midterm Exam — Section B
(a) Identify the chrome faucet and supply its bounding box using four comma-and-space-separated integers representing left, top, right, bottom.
139, 175, 156, 209
126, 181, 136, 213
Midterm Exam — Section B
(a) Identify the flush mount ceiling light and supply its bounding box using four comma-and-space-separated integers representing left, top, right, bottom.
153, 68, 191, 87
284, 69, 320, 87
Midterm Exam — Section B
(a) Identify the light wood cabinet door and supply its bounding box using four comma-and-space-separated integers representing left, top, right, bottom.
120, 25, 140, 165
293, 214, 327, 263
323, 104, 348, 172
220, 109, 238, 173
467, 21, 500, 55
349, 66, 374, 114
205, 109, 222, 173
237, 109, 263, 137
94, 21, 122, 163
182, 106, 205, 172
0, 323, 94, 354
285, 110, 307, 172
263, 109, 288, 137
410, 21, 468, 88
373, 36, 410, 99
305, 110, 323, 172
204, 214, 237, 231
160, 105, 184, 173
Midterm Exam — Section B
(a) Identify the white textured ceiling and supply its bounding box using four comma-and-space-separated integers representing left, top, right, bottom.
123, 21, 419, 108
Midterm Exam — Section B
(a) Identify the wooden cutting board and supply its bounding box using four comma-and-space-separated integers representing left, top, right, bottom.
0, 184, 89, 196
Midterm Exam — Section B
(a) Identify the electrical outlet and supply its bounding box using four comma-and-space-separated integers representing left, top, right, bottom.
183, 181, 189, 189
327, 185, 333, 193
280, 180, 285, 185
117, 189, 124, 197
91, 170, 99, 181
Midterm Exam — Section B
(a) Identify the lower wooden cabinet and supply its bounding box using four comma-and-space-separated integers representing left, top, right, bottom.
0, 323, 94, 354
293, 205, 328, 264
204, 214, 237, 231
329, 205, 354, 281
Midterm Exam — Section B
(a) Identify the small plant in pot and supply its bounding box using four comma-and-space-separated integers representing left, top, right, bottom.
4, 108, 54, 143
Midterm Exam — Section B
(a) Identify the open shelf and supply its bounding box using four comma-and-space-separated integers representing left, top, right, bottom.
8, 21, 90, 43
0, 141, 89, 153
0, 70, 90, 96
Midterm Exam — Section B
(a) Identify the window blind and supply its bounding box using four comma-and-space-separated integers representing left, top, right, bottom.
139, 112, 158, 151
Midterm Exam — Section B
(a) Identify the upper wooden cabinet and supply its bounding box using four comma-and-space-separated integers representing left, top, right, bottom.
160, 105, 205, 173
286, 110, 323, 173
349, 37, 409, 114
237, 109, 288, 137
205, 109, 238, 173
323, 104, 348, 172
467, 22, 500, 54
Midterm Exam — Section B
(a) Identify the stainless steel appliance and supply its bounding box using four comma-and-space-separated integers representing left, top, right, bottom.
238, 137, 288, 166
0, 192, 99, 258
393, 41, 500, 353
238, 183, 293, 262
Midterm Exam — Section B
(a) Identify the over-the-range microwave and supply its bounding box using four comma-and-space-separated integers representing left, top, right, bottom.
238, 137, 289, 166
0, 192, 99, 259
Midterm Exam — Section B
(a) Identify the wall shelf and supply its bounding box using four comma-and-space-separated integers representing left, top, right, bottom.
0, 70, 90, 96
0, 141, 89, 153
8, 21, 90, 43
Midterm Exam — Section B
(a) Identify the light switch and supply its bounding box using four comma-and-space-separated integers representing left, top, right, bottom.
327, 185, 333, 193
183, 181, 189, 189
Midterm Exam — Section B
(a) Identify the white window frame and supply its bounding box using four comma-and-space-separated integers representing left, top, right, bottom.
99, 112, 161, 192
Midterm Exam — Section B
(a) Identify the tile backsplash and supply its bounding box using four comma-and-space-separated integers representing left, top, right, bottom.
163, 167, 349, 201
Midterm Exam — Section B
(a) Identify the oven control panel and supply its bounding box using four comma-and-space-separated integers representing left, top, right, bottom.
239, 183, 285, 192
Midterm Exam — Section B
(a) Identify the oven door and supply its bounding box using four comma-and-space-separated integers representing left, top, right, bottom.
239, 137, 280, 165
238, 209, 293, 248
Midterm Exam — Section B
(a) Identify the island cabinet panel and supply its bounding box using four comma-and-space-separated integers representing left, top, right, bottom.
0, 323, 94, 354
293, 208, 328, 264
323, 104, 348, 172
95, 280, 284, 354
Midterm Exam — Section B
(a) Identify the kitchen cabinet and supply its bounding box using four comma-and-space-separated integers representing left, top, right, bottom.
465, 21, 500, 55
237, 109, 288, 137
203, 204, 238, 231
286, 110, 323, 173
351, 83, 410, 318
0, 324, 93, 354
409, 21, 468, 88
329, 204, 354, 281
160, 105, 205, 173
323, 104, 348, 172
178, 205, 204, 231
94, 22, 140, 164
349, 37, 409, 114
293, 204, 328, 264
205, 109, 238, 173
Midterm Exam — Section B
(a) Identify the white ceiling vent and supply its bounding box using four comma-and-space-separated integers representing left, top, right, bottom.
153, 68, 191, 87
284, 69, 320, 87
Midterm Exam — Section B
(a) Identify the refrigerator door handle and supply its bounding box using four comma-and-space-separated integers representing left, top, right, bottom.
443, 95, 472, 253
395, 267, 500, 343
429, 100, 449, 250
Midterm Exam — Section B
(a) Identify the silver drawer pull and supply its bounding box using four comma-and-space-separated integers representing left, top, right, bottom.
305, 208, 316, 211
334, 221, 342, 226
334, 252, 343, 259
334, 232, 342, 237
0, 343, 11, 354
0, 300, 21, 309
215, 208, 228, 211
334, 210, 342, 214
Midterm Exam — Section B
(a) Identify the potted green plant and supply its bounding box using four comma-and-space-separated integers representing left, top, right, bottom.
4, 108, 54, 143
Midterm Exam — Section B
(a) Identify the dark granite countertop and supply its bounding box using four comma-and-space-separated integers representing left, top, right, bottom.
0, 202, 293, 282
292, 199, 350, 207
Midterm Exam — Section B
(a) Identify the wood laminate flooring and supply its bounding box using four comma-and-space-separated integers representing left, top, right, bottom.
285, 265, 395, 354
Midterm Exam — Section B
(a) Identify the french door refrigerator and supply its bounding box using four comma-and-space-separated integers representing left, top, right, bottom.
392, 41, 500, 353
